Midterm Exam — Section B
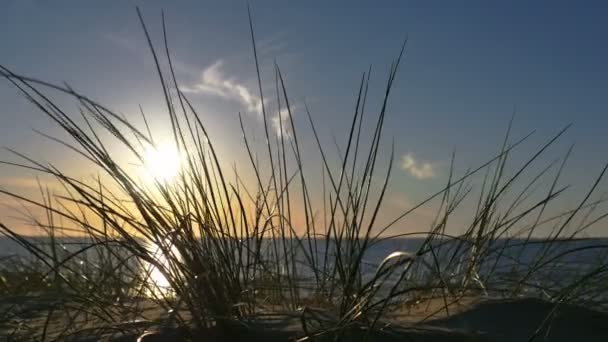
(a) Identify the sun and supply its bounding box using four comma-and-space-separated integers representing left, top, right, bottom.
143, 142, 181, 183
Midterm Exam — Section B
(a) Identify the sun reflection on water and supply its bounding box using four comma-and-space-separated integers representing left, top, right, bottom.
143, 240, 179, 298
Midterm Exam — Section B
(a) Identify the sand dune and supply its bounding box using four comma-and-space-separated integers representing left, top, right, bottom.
423, 297, 608, 342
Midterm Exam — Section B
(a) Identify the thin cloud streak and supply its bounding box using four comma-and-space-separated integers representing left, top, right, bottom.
271, 106, 293, 139
180, 59, 263, 115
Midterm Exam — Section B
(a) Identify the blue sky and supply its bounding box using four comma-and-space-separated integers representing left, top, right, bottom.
1, 0, 607, 235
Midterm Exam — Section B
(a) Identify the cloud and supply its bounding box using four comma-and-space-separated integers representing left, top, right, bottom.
180, 59, 298, 140
271, 106, 293, 139
400, 153, 436, 180
180, 60, 263, 115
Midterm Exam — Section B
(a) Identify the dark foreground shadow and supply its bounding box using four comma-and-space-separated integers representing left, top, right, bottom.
68, 298, 608, 341
424, 297, 608, 342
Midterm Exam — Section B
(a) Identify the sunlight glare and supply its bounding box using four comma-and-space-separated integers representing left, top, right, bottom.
144, 240, 178, 298
143, 142, 181, 183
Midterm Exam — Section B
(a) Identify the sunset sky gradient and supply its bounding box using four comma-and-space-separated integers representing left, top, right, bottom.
1, 0, 607, 236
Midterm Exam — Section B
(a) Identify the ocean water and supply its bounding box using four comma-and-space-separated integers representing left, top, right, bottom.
2, 236, 607, 301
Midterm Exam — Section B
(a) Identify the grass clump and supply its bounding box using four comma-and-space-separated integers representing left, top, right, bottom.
1, 6, 608, 341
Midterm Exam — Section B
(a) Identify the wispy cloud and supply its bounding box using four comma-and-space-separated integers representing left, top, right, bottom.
271, 106, 293, 139
400, 153, 436, 180
180, 59, 263, 115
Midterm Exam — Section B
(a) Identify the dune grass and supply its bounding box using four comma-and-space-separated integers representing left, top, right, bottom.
1, 7, 608, 341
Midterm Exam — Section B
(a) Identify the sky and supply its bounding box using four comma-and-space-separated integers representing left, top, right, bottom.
1, 0, 607, 236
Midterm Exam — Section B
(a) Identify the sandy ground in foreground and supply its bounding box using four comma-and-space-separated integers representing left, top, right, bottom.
2, 294, 608, 341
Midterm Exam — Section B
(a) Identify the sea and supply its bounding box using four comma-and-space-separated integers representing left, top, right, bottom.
1, 236, 607, 305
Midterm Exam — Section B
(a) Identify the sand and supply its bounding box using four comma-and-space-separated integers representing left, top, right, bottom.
2, 295, 608, 341
423, 297, 608, 342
